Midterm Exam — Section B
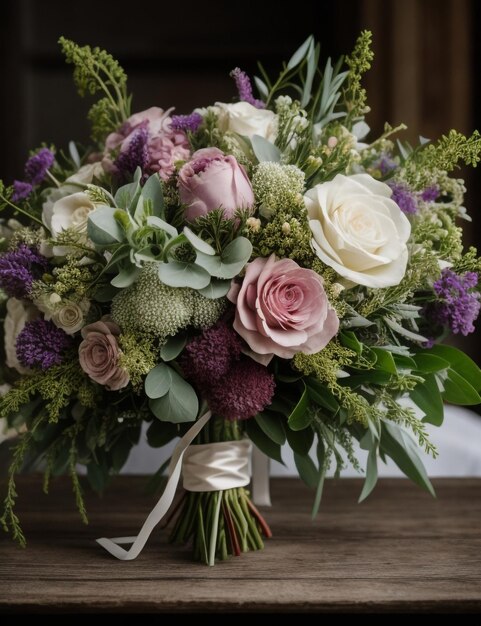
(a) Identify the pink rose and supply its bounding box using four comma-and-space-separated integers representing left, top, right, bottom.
178, 148, 255, 222
78, 320, 129, 391
228, 255, 339, 359
103, 107, 190, 181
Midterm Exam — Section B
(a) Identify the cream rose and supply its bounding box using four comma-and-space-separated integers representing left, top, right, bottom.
305, 174, 411, 288
4, 298, 39, 374
51, 299, 90, 335
216, 101, 278, 142
48, 192, 96, 238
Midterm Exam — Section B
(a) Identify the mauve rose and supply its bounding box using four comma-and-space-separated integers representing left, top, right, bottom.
78, 320, 129, 391
178, 148, 255, 222
228, 255, 339, 359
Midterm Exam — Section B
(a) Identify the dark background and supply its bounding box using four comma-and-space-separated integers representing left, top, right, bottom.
1, 0, 480, 361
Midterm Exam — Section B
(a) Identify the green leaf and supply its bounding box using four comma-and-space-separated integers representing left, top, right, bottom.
142, 173, 165, 218
110, 265, 140, 288
339, 371, 392, 387
146, 420, 178, 448
380, 421, 435, 497
429, 344, 481, 391
253, 76, 269, 99
393, 354, 417, 372
250, 134, 281, 163
149, 373, 198, 423
146, 216, 178, 237
255, 412, 286, 445
410, 374, 444, 425
442, 370, 481, 405
115, 179, 141, 211
287, 35, 314, 69
413, 352, 450, 373
195, 237, 253, 279
340, 331, 363, 355
88, 206, 125, 245
198, 279, 231, 299
183, 227, 216, 255
371, 348, 397, 374
287, 382, 311, 430
245, 420, 283, 464
93, 283, 120, 302
306, 378, 339, 413
157, 261, 211, 289
311, 439, 326, 517
286, 426, 314, 455
87, 461, 110, 493
160, 335, 187, 362
358, 447, 378, 502
301, 41, 318, 108
145, 363, 171, 399
294, 452, 318, 488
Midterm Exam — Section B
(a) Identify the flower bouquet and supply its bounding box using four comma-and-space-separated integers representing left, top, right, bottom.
1, 32, 481, 565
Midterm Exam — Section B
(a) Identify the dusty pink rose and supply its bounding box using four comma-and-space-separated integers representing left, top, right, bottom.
78, 320, 129, 391
228, 255, 339, 359
102, 107, 190, 181
178, 147, 255, 222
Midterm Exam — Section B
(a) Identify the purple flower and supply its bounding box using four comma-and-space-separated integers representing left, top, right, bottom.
12, 181, 33, 202
171, 112, 203, 133
0, 244, 49, 298
421, 185, 440, 203
207, 359, 275, 420
425, 268, 481, 336
182, 321, 243, 387
15, 318, 73, 370
24, 148, 55, 185
230, 67, 265, 109
389, 181, 418, 214
373, 153, 397, 176
114, 124, 149, 179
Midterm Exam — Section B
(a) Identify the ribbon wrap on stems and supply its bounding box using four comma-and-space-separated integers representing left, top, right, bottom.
96, 411, 271, 561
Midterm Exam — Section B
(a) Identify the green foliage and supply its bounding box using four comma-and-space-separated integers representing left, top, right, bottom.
118, 333, 158, 391
146, 363, 199, 423
343, 30, 374, 124
59, 37, 130, 143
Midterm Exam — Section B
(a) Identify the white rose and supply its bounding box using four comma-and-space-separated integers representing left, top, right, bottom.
49, 192, 96, 238
51, 299, 90, 335
66, 162, 103, 185
215, 101, 278, 142
305, 174, 411, 288
4, 298, 39, 374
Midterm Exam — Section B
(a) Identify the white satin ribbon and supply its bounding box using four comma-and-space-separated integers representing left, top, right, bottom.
97, 411, 272, 561
96, 410, 212, 560
182, 439, 251, 492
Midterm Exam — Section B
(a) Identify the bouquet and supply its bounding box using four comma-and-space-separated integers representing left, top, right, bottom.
1, 32, 481, 565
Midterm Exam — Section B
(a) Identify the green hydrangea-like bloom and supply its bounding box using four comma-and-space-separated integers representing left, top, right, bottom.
252, 162, 305, 217
111, 263, 227, 340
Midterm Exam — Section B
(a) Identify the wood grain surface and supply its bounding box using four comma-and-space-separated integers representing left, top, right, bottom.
1, 477, 480, 613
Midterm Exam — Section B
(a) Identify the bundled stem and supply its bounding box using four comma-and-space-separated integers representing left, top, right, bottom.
168, 417, 272, 565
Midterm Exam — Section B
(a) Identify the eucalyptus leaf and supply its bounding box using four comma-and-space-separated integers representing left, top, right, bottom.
114, 179, 141, 211
183, 227, 216, 255
250, 134, 281, 163
157, 261, 211, 289
88, 207, 125, 245
149, 374, 198, 423
145, 363, 172, 399
195, 237, 252, 279
198, 279, 231, 299
160, 335, 187, 362
142, 173, 165, 217
110, 265, 140, 288
147, 216, 178, 237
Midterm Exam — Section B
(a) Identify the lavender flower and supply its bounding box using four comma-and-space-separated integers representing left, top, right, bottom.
0, 244, 48, 298
12, 181, 33, 202
425, 268, 481, 336
230, 67, 265, 109
389, 181, 418, 214
374, 153, 397, 176
171, 112, 203, 133
25, 148, 55, 185
421, 185, 440, 203
114, 124, 149, 179
16, 318, 73, 370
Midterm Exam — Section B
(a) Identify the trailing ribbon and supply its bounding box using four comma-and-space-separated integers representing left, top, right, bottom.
97, 410, 272, 560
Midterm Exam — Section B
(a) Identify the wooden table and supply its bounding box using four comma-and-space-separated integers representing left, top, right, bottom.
1, 476, 480, 613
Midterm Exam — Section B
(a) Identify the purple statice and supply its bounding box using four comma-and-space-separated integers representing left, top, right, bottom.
171, 112, 203, 133
372, 152, 397, 176
15, 319, 73, 370
12, 180, 33, 202
0, 244, 48, 298
421, 185, 440, 203
182, 321, 243, 387
114, 124, 149, 179
389, 181, 418, 214
230, 67, 265, 109
425, 268, 481, 336
207, 359, 275, 420
24, 148, 55, 185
